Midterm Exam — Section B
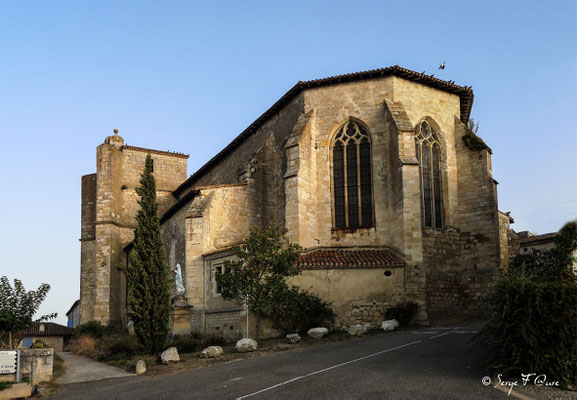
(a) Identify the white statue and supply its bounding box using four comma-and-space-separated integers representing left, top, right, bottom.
175, 264, 185, 295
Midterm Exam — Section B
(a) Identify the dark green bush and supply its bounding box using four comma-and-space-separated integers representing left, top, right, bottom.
108, 336, 143, 357
385, 301, 418, 326
74, 321, 106, 339
30, 339, 47, 348
479, 268, 577, 387
478, 222, 577, 388
94, 335, 144, 361
169, 335, 227, 354
267, 286, 335, 333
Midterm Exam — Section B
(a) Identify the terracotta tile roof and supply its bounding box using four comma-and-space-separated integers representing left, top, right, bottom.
172, 65, 473, 198
19, 322, 75, 337
297, 248, 405, 269
520, 232, 557, 245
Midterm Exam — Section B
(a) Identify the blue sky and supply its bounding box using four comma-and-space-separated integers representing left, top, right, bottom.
0, 1, 575, 324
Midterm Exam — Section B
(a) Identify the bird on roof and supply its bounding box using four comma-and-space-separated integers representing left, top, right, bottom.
439, 61, 445, 70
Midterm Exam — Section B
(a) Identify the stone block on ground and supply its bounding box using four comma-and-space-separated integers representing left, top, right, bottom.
347, 324, 367, 336
201, 346, 224, 358
381, 319, 400, 331
0, 383, 32, 399
235, 338, 258, 353
135, 360, 146, 374
286, 333, 301, 344
160, 347, 180, 364
307, 327, 329, 339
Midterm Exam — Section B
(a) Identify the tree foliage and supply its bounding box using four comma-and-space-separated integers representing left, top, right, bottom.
478, 222, 577, 388
121, 154, 172, 354
216, 226, 303, 340
0, 276, 56, 348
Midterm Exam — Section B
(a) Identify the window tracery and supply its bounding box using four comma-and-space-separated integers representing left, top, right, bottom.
332, 121, 373, 229
415, 120, 443, 228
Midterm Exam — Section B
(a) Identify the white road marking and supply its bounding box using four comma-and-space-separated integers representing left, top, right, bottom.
429, 332, 453, 339
235, 340, 422, 400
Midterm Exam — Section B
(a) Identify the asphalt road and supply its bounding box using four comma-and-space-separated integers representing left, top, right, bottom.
51, 321, 506, 400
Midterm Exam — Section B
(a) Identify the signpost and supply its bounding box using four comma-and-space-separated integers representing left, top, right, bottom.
0, 350, 20, 382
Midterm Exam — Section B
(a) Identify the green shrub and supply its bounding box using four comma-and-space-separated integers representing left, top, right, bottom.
108, 336, 143, 357
0, 381, 13, 391
478, 222, 577, 388
479, 268, 577, 387
169, 335, 226, 354
30, 339, 47, 348
267, 286, 335, 333
385, 301, 418, 326
74, 321, 106, 339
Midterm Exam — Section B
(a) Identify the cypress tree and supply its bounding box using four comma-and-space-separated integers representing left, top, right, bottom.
123, 154, 171, 354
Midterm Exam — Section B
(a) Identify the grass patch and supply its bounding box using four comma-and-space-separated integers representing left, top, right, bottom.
53, 354, 66, 379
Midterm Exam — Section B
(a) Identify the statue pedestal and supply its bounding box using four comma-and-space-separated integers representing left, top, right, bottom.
171, 296, 193, 336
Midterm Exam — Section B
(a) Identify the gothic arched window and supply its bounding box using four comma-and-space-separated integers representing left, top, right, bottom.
415, 121, 443, 228
332, 121, 373, 229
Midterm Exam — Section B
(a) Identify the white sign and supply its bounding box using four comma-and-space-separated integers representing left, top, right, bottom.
0, 351, 17, 374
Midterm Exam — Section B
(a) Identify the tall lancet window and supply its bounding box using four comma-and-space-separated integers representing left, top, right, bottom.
415, 120, 443, 228
332, 121, 373, 229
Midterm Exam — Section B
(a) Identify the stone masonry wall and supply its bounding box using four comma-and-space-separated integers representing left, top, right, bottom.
290, 267, 404, 330
80, 174, 97, 321
204, 311, 243, 341
180, 94, 305, 200
422, 117, 501, 321
422, 229, 496, 320
498, 212, 512, 267
80, 134, 188, 326
184, 184, 251, 313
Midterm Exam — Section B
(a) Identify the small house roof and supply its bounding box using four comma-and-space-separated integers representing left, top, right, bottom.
19, 322, 75, 337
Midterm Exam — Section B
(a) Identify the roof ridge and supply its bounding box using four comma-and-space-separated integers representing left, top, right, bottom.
171, 65, 474, 199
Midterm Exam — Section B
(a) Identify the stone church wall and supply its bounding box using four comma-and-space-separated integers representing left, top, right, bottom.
80, 135, 188, 326
290, 266, 404, 329
422, 118, 501, 321
182, 95, 305, 198
80, 174, 97, 321
161, 197, 190, 294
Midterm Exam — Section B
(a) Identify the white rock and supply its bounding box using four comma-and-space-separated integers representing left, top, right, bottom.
286, 333, 301, 344
160, 347, 180, 364
347, 324, 367, 336
307, 327, 329, 339
135, 360, 146, 374
235, 338, 258, 353
381, 319, 400, 331
201, 346, 224, 358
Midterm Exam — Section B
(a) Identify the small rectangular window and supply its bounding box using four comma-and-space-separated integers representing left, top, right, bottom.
212, 264, 224, 295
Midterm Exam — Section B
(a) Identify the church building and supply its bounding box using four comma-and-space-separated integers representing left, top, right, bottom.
79, 66, 512, 339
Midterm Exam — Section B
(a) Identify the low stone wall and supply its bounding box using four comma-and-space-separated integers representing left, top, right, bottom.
204, 310, 244, 341
335, 300, 393, 330
20, 348, 53, 384
0, 348, 53, 385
